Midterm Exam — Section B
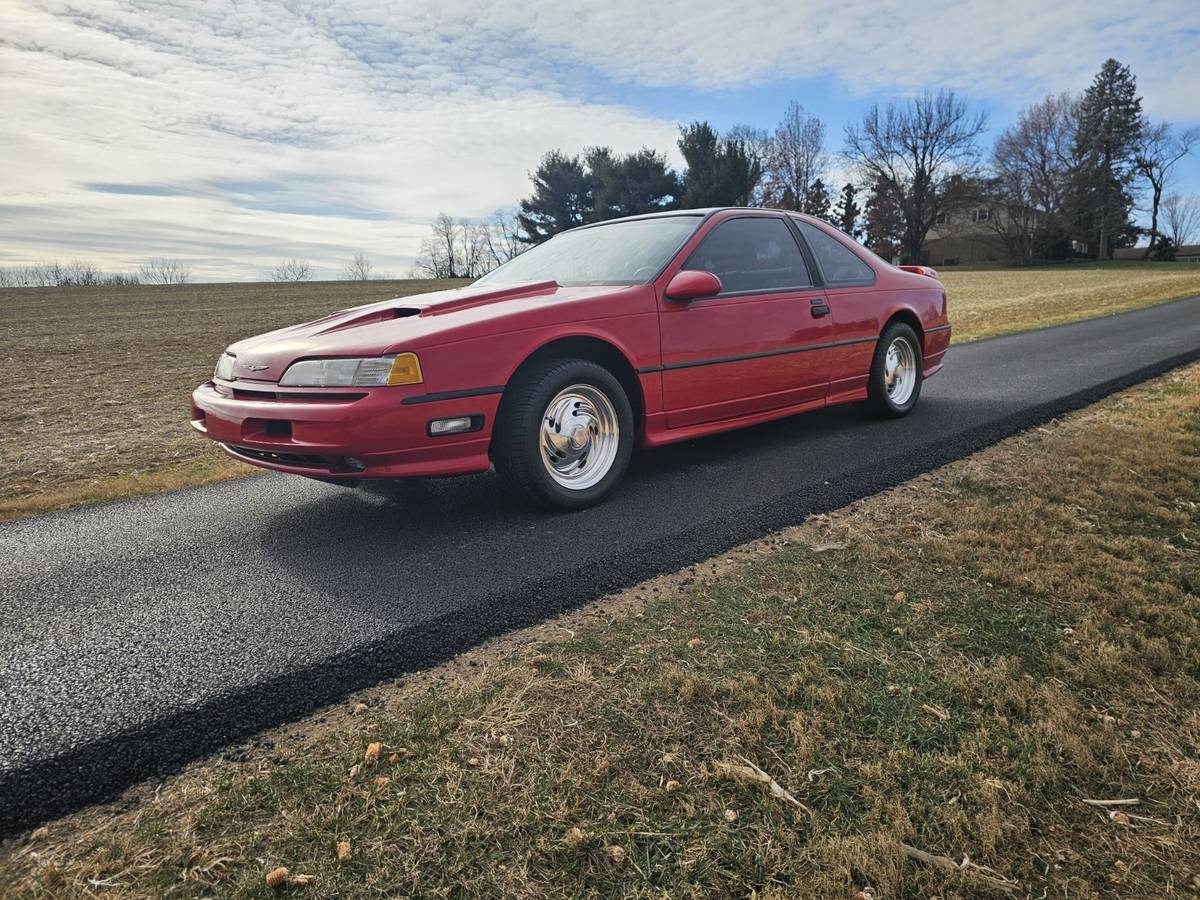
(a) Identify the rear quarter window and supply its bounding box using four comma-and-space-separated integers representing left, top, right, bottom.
795, 221, 875, 286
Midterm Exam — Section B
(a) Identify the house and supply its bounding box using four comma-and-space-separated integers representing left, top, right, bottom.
921, 201, 1032, 266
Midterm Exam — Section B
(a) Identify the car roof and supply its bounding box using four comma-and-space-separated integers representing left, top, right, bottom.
573, 207, 811, 231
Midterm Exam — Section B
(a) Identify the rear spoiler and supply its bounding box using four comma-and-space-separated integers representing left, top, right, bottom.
898, 265, 941, 280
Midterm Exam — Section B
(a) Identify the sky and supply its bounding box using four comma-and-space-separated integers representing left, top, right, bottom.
2, 1, 1199, 281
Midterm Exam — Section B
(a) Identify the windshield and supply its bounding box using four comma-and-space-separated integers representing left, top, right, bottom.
475, 216, 701, 288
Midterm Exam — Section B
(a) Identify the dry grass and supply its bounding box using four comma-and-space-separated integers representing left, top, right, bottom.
0, 279, 465, 519
4, 363, 1198, 898
2, 264, 1198, 519
942, 263, 1200, 341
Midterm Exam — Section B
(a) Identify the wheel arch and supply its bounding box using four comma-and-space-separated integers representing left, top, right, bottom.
881, 307, 925, 349
497, 334, 646, 434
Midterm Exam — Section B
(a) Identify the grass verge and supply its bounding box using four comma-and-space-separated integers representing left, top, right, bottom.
0, 452, 253, 521
5, 363, 1199, 897
941, 263, 1200, 341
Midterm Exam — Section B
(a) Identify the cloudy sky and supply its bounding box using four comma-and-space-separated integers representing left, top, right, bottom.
3, 1, 1198, 281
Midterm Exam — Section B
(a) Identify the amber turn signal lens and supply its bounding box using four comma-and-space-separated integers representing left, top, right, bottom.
387, 352, 423, 385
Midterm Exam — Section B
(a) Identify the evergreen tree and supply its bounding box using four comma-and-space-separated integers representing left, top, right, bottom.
587, 146, 678, 221
517, 147, 678, 243
801, 178, 832, 220
1150, 235, 1176, 261
1065, 58, 1144, 258
834, 183, 863, 238
863, 179, 904, 261
678, 121, 761, 207
517, 151, 593, 244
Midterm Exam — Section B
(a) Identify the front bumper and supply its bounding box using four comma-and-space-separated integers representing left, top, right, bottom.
190, 380, 499, 479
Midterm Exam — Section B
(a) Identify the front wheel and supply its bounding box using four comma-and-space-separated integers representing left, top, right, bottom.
491, 358, 634, 510
864, 322, 923, 418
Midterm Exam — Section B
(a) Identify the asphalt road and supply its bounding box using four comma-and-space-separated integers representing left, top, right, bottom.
4, 296, 1200, 834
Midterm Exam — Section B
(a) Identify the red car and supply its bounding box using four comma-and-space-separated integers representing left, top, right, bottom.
191, 208, 950, 509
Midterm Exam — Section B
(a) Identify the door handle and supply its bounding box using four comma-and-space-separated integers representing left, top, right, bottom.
811, 305, 831, 318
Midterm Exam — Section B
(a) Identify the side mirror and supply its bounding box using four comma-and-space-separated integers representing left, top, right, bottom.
665, 270, 721, 302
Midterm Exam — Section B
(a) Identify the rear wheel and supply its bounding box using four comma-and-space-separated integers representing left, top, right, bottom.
864, 322, 923, 418
492, 358, 634, 510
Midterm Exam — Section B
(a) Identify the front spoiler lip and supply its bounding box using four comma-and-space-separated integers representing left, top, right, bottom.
212, 437, 493, 480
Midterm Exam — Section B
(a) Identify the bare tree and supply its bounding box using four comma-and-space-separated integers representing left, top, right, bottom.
763, 102, 827, 212
480, 208, 527, 269
344, 251, 374, 281
988, 96, 1071, 261
1135, 122, 1200, 256
989, 92, 1080, 259
270, 258, 314, 282
0, 266, 37, 287
1162, 194, 1200, 248
844, 90, 988, 263
414, 214, 461, 279
61, 260, 101, 286
412, 213, 495, 279
138, 258, 191, 284
0, 263, 142, 287
726, 124, 771, 206
30, 261, 62, 286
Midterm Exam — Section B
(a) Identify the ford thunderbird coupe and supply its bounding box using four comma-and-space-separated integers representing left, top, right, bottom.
191, 208, 950, 509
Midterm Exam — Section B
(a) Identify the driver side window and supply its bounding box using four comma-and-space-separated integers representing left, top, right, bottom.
683, 217, 812, 295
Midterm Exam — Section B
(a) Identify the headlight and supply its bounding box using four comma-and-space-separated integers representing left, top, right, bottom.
279, 352, 423, 387
214, 352, 236, 381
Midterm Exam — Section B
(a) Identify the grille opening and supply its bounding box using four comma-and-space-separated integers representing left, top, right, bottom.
227, 445, 330, 469
263, 419, 292, 438
225, 444, 366, 474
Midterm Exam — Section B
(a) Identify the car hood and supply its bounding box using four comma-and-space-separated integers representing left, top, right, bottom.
224, 280, 644, 383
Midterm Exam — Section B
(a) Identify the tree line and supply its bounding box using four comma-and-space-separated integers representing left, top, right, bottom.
412, 57, 1196, 270
0, 258, 192, 288
0, 253, 397, 287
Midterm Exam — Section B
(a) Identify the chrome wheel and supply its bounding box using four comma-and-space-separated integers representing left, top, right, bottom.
539, 384, 620, 490
884, 336, 917, 406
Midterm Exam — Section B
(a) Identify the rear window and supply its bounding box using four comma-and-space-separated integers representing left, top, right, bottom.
796, 221, 875, 285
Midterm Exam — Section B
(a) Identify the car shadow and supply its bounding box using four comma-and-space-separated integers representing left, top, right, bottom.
252, 396, 958, 614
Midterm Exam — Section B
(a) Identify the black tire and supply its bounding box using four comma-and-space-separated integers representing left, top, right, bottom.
491, 358, 634, 510
864, 321, 923, 418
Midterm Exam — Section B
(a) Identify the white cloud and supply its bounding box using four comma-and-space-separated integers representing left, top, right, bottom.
0, 1, 682, 279
1, 0, 1196, 279
479, 0, 1198, 119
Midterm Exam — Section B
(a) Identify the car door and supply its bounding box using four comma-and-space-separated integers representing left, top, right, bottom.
658, 214, 833, 429
792, 219, 882, 404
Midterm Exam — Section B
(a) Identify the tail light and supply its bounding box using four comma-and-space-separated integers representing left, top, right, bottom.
898, 265, 941, 280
